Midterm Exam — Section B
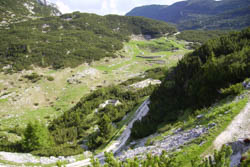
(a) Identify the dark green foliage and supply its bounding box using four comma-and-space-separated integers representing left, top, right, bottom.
176, 30, 228, 48
0, 13, 176, 72
126, 0, 250, 30
23, 72, 42, 83
49, 83, 157, 150
88, 114, 114, 149
221, 83, 244, 96
0, 139, 22, 153
132, 27, 250, 138
241, 150, 250, 167
22, 121, 53, 152
31, 144, 83, 157
46, 76, 54, 81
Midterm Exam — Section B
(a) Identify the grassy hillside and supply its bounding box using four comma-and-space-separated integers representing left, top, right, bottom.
126, 0, 250, 30
0, 12, 176, 72
131, 27, 250, 138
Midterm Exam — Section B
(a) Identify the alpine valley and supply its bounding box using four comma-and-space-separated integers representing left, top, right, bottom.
0, 0, 249, 167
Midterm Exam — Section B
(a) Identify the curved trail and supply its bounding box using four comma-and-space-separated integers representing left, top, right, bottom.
66, 99, 150, 167
213, 100, 250, 149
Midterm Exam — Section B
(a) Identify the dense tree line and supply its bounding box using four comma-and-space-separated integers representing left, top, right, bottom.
126, 0, 250, 30
131, 27, 250, 138
0, 12, 176, 72
176, 30, 228, 49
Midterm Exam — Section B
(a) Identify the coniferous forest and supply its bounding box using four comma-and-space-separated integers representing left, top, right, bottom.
131, 27, 250, 138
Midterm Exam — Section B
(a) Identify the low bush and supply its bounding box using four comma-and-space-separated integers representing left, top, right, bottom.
221, 83, 244, 96
23, 73, 42, 83
31, 144, 83, 157
47, 76, 55, 81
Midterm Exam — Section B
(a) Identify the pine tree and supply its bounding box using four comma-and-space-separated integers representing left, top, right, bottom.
98, 114, 114, 142
22, 121, 53, 152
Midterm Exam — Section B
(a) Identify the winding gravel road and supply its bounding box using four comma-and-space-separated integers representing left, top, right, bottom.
66, 98, 150, 167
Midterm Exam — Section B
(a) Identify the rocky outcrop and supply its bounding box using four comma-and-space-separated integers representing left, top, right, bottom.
67, 68, 100, 84
229, 139, 250, 167
243, 81, 250, 89
129, 79, 161, 89
118, 125, 211, 160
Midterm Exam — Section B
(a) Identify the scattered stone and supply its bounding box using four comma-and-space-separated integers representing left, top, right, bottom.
242, 81, 250, 89
208, 123, 217, 128
67, 68, 99, 84
196, 114, 204, 119
118, 126, 210, 161
174, 128, 183, 134
225, 110, 231, 114
129, 79, 161, 89
99, 100, 121, 108
229, 139, 250, 167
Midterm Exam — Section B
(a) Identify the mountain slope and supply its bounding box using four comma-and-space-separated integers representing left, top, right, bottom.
0, 0, 61, 26
131, 27, 250, 138
0, 13, 176, 72
126, 0, 250, 30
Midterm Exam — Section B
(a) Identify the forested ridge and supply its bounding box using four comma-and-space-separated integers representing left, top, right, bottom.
131, 27, 250, 138
176, 30, 227, 43
0, 12, 176, 72
126, 0, 250, 30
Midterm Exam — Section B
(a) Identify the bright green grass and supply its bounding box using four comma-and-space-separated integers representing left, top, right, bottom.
0, 98, 8, 103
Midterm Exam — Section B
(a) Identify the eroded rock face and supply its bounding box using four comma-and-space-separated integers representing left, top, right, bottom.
242, 81, 250, 89
229, 139, 250, 167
